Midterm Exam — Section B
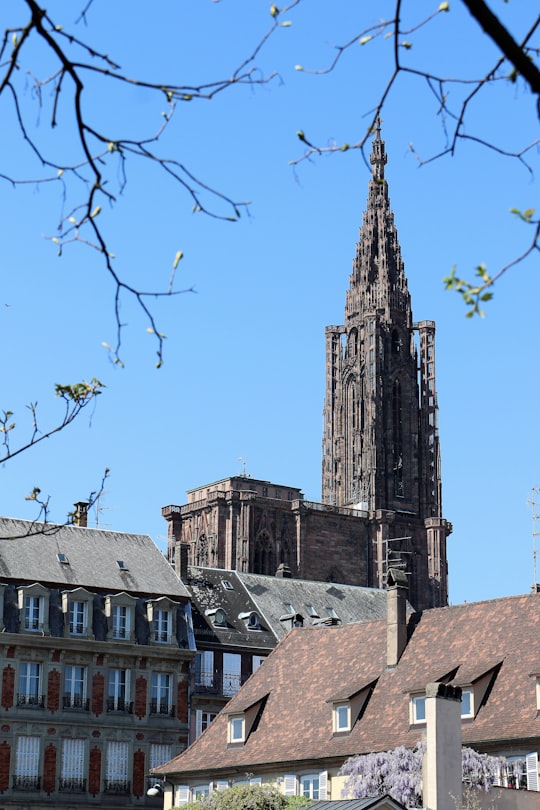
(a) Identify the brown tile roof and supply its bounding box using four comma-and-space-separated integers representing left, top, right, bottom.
156, 593, 540, 779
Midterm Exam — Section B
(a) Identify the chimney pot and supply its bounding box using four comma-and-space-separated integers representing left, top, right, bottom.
73, 502, 89, 528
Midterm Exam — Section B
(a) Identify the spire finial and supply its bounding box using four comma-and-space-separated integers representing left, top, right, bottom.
370, 116, 387, 181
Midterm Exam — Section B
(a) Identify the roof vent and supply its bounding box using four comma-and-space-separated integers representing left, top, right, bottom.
222, 580, 234, 591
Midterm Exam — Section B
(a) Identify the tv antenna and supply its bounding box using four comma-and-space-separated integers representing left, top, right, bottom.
528, 488, 540, 590
237, 456, 248, 477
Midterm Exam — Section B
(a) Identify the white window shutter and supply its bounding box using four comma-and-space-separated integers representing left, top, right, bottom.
526, 752, 539, 791
284, 775, 297, 796
176, 786, 191, 805
195, 710, 203, 739
215, 781, 229, 792
319, 770, 328, 800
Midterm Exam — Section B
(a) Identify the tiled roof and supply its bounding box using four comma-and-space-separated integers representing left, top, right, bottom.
188, 567, 392, 649
156, 593, 540, 778
0, 517, 189, 598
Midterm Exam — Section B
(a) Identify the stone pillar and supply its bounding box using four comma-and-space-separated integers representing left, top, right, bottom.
423, 682, 462, 810
386, 568, 408, 667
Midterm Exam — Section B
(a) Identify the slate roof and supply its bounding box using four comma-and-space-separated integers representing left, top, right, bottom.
0, 517, 189, 598
155, 593, 540, 779
187, 567, 392, 649
310, 799, 406, 810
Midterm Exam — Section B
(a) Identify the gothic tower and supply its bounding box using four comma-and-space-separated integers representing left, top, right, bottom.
321, 122, 451, 609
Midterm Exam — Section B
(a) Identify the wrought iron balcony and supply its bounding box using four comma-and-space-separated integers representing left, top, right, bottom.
104, 779, 131, 793
149, 699, 176, 716
106, 697, 133, 713
192, 670, 246, 696
13, 775, 40, 790
16, 693, 45, 708
59, 777, 87, 792
63, 694, 90, 710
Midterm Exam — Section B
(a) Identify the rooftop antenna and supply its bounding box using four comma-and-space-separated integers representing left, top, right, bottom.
237, 456, 248, 477
528, 488, 540, 591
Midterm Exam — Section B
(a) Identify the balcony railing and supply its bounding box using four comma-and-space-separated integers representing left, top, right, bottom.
149, 699, 176, 716
63, 694, 90, 710
193, 671, 247, 696
16, 693, 45, 708
59, 777, 87, 792
106, 698, 133, 713
13, 775, 40, 790
104, 779, 130, 793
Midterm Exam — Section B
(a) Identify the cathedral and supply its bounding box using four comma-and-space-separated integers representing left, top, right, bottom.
164, 124, 451, 612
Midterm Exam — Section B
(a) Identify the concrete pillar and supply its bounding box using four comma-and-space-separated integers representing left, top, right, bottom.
423, 682, 462, 810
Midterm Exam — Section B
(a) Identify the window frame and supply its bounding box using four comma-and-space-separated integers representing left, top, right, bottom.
333, 702, 351, 733
64, 665, 88, 710
107, 668, 131, 712
18, 661, 43, 707
228, 714, 245, 744
150, 671, 173, 715
18, 583, 50, 635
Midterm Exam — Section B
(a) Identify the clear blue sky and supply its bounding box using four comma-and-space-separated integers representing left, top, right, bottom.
1, 1, 538, 605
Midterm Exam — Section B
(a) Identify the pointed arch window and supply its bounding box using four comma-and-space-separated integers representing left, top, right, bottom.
393, 378, 404, 497
254, 530, 274, 576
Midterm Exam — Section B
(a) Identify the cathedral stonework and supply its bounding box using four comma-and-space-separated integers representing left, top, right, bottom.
164, 125, 450, 611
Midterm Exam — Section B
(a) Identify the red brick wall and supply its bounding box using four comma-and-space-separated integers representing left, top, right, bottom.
133, 749, 145, 797
43, 743, 56, 794
177, 677, 188, 722
1, 666, 14, 710
89, 746, 101, 796
91, 672, 104, 716
47, 669, 60, 713
135, 676, 147, 719
0, 741, 10, 791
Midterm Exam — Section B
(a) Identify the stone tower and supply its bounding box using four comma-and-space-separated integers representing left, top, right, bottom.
321, 122, 451, 608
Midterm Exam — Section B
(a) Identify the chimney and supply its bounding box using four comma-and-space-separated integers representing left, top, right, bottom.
423, 682, 462, 810
386, 567, 408, 667
73, 502, 89, 528
275, 563, 292, 579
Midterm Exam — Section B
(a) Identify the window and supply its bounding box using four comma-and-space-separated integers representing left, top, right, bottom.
64, 665, 88, 710
195, 710, 217, 738
14, 736, 40, 790
105, 741, 129, 793
107, 669, 131, 712
228, 715, 244, 743
60, 739, 86, 792
326, 607, 338, 619
411, 695, 426, 723
154, 609, 171, 643
150, 743, 172, 771
24, 596, 43, 632
283, 602, 294, 614
252, 655, 265, 672
151, 672, 172, 715
223, 652, 241, 696
112, 605, 130, 639
301, 775, 321, 799
193, 784, 211, 799
69, 601, 87, 636
334, 702, 351, 732
411, 690, 475, 724
18, 662, 43, 707
305, 604, 319, 618
195, 651, 214, 688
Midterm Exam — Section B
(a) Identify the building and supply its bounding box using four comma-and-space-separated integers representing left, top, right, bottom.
186, 565, 392, 743
0, 513, 195, 810
164, 125, 450, 612
154, 585, 540, 806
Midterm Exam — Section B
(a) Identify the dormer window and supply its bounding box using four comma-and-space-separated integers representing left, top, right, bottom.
18, 584, 50, 635
334, 702, 351, 732
147, 597, 179, 645
410, 689, 475, 724
205, 607, 227, 628
228, 715, 245, 743
62, 587, 93, 638
105, 593, 137, 642
239, 611, 261, 631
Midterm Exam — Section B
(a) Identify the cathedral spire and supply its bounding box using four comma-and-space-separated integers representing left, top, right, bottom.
321, 127, 450, 610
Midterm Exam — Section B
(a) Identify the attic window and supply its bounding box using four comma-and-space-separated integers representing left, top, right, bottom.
205, 607, 228, 627
333, 702, 351, 732
326, 607, 338, 619
239, 611, 261, 631
410, 690, 474, 724
222, 580, 234, 591
57, 553, 70, 565
228, 715, 245, 744
283, 602, 294, 613
117, 560, 128, 571
305, 604, 319, 618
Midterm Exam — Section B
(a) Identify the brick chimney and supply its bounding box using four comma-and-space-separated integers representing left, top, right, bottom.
423, 682, 463, 810
386, 567, 408, 667
73, 502, 89, 528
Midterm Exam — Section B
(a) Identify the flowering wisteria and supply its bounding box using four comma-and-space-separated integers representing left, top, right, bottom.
340, 745, 506, 808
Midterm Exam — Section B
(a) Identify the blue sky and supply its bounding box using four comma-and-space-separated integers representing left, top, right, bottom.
0, 1, 538, 605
